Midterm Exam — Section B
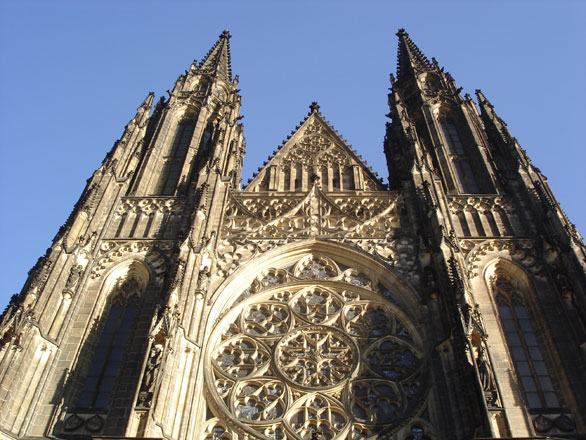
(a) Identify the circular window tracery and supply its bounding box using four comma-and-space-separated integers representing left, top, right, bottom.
205, 255, 427, 440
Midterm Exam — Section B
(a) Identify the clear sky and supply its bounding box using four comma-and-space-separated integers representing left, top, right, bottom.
1, 1, 585, 310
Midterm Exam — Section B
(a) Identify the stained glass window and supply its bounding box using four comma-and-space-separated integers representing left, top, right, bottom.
76, 277, 142, 409
494, 278, 559, 409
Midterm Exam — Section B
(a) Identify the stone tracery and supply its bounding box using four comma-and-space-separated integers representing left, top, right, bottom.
205, 253, 428, 439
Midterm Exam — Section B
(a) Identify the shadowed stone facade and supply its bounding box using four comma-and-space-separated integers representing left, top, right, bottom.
0, 30, 585, 440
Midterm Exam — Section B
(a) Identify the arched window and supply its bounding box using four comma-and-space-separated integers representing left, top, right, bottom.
332, 166, 340, 191
169, 119, 195, 157
492, 276, 559, 409
76, 268, 147, 409
282, 166, 291, 191
294, 166, 302, 191
440, 119, 465, 155
190, 122, 214, 177
453, 159, 480, 193
154, 115, 196, 195
320, 167, 328, 190
341, 167, 352, 190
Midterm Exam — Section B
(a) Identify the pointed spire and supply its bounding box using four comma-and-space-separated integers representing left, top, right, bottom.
396, 28, 433, 80
475, 89, 512, 144
198, 30, 233, 81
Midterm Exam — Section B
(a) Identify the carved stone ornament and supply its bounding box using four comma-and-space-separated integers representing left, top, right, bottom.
115, 197, 184, 216
204, 253, 428, 440
64, 264, 83, 293
248, 113, 385, 192
216, 188, 418, 280
533, 414, 554, 433
91, 240, 173, 281
137, 344, 164, 408
463, 239, 543, 279
85, 414, 104, 432
63, 413, 84, 431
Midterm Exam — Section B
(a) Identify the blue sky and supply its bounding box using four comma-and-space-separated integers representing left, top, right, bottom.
1, 1, 585, 309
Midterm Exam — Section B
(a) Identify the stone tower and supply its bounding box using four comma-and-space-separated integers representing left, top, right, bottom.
0, 30, 584, 440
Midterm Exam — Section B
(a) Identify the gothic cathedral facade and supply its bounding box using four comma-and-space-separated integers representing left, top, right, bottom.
0, 30, 585, 440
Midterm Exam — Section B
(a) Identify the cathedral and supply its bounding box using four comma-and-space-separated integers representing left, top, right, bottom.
1, 29, 585, 440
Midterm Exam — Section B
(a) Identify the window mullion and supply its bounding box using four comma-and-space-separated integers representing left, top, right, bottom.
90, 304, 125, 408
510, 303, 548, 408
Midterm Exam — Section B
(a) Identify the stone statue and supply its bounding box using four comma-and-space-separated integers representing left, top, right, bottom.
64, 265, 83, 292
197, 269, 210, 291
476, 346, 498, 406
143, 345, 163, 393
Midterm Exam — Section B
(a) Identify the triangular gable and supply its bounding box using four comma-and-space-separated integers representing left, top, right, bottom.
245, 104, 385, 192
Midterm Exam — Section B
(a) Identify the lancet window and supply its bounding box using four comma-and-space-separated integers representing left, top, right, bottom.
155, 115, 196, 195
440, 119, 465, 155
492, 276, 559, 409
437, 117, 481, 193
453, 159, 479, 193
76, 270, 146, 409
342, 167, 353, 190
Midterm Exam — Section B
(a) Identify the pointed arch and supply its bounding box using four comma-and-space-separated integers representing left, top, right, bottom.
75, 260, 150, 409
465, 241, 562, 435
154, 110, 197, 195
200, 239, 432, 439
208, 239, 423, 321
484, 261, 559, 410
432, 105, 493, 194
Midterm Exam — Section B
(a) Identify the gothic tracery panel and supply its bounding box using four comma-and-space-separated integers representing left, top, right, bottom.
204, 253, 429, 440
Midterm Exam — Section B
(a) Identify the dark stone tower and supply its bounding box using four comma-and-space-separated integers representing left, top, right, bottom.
385, 28, 586, 436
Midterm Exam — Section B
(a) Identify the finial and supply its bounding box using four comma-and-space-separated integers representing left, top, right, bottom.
221, 30, 232, 39
309, 102, 320, 113
396, 28, 408, 37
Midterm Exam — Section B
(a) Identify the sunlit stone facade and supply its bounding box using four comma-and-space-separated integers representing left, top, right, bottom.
0, 30, 585, 440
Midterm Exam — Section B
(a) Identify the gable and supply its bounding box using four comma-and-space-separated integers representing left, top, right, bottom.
245, 107, 385, 192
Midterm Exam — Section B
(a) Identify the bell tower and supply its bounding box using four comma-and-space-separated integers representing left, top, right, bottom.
385, 29, 586, 437
0, 31, 245, 438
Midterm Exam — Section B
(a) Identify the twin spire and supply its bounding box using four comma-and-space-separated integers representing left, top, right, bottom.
193, 28, 430, 85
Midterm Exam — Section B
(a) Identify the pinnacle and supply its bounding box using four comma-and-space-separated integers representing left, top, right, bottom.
139, 92, 155, 111
395, 28, 433, 80
475, 90, 496, 112
197, 31, 233, 81
309, 102, 321, 114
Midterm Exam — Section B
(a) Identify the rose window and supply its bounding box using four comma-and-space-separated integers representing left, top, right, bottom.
205, 258, 426, 440
275, 326, 358, 390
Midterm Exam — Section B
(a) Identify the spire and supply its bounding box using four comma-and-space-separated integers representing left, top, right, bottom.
475, 89, 496, 113
475, 89, 512, 144
140, 92, 155, 112
198, 30, 233, 81
396, 28, 433, 80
